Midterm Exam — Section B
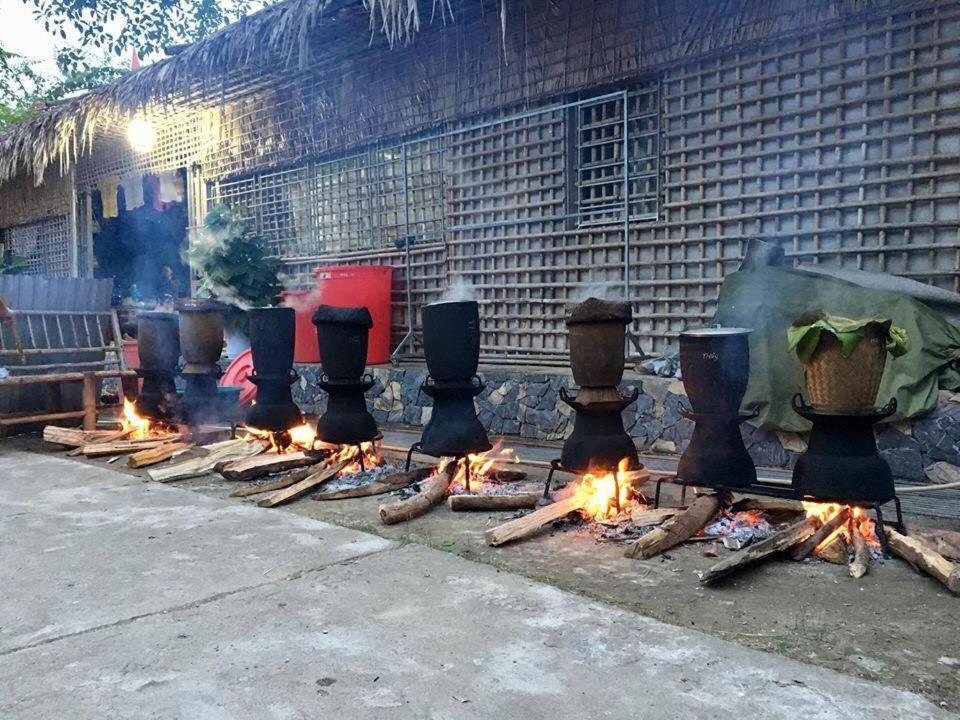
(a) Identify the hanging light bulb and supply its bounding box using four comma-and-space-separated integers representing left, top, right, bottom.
127, 116, 156, 153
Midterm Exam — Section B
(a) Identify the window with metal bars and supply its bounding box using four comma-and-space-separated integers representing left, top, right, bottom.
573, 85, 660, 226
207, 136, 444, 258
0, 216, 72, 277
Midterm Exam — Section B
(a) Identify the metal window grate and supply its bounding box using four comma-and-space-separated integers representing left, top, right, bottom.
207, 136, 445, 257
1, 216, 72, 277
576, 85, 660, 226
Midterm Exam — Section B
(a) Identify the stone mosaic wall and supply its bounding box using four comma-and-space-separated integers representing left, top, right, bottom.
293, 364, 960, 481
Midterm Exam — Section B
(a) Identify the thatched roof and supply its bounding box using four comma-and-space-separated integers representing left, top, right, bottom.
0, 0, 450, 185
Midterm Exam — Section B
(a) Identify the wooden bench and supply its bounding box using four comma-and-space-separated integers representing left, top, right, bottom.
0, 309, 137, 429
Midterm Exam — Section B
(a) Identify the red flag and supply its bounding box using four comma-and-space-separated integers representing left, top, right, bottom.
130, 47, 141, 70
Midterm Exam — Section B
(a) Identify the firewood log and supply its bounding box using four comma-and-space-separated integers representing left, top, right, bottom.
83, 439, 170, 457
378, 463, 456, 525
43, 426, 131, 448
887, 527, 960, 595
699, 517, 819, 584
230, 467, 318, 497
734, 497, 805, 515
313, 467, 432, 501
904, 525, 960, 563
624, 494, 720, 560
630, 507, 679, 527
148, 439, 265, 482
483, 493, 588, 547
818, 536, 848, 565
448, 493, 541, 512
849, 518, 870, 579
127, 441, 193, 468
790, 507, 850, 561
486, 469, 528, 482
257, 459, 349, 508
217, 451, 324, 482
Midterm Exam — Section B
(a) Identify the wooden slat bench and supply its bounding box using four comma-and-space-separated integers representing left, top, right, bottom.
0, 309, 137, 429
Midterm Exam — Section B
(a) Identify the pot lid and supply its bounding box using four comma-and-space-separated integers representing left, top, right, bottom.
566, 297, 632, 325
220, 348, 257, 406
311, 304, 373, 328
681, 326, 752, 337
176, 298, 228, 313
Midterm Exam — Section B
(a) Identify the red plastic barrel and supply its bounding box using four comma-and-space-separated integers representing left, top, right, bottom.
314, 265, 395, 365
220, 348, 257, 406
282, 266, 394, 365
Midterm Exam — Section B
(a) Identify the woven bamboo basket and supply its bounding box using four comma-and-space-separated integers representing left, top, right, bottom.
803, 326, 887, 413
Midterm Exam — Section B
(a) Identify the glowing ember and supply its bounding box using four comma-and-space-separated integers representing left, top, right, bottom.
333, 440, 383, 475
445, 441, 520, 494
572, 458, 637, 521
121, 398, 174, 440
803, 501, 880, 552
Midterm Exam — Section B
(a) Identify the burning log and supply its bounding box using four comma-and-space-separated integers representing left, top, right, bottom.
127, 441, 193, 468
217, 451, 325, 482
887, 527, 960, 595
148, 439, 265, 483
313, 467, 432, 501
735, 497, 805, 515
849, 517, 870, 579
699, 517, 820, 585
483, 492, 589, 547
486, 469, 527, 482
448, 492, 541, 512
624, 494, 721, 560
904, 525, 960, 563
257, 459, 350, 508
230, 466, 320, 498
379, 463, 457, 526
83, 438, 172, 458
790, 507, 851, 561
818, 536, 849, 565
631, 507, 680, 526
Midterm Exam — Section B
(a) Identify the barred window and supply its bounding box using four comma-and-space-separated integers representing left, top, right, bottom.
574, 85, 660, 226
0, 216, 72, 277
207, 136, 444, 258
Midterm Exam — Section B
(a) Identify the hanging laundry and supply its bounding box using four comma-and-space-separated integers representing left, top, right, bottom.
121, 173, 145, 209
157, 170, 183, 204
98, 175, 121, 219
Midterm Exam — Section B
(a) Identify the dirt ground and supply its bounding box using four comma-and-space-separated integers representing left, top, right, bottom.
15, 434, 960, 712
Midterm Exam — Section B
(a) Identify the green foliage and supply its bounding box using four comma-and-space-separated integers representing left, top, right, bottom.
787, 312, 909, 364
190, 204, 282, 334
0, 254, 29, 275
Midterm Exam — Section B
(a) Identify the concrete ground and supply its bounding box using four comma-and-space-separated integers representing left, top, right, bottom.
0, 447, 957, 718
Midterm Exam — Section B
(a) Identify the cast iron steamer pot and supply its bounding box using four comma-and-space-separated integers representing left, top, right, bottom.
422, 300, 480, 381
679, 327, 752, 414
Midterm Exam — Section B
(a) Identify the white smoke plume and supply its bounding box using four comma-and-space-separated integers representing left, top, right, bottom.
433, 275, 477, 304
569, 281, 624, 304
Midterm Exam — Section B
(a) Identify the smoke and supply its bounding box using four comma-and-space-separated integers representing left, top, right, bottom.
433, 275, 476, 304
282, 288, 324, 313
186, 214, 255, 310
569, 281, 624, 304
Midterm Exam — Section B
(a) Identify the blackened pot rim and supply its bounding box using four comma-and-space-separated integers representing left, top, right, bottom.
680, 327, 752, 338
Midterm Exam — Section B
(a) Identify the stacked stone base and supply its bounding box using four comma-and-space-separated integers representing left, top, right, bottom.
292, 363, 960, 482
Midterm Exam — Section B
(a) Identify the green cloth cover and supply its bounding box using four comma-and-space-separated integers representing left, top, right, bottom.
713, 266, 960, 431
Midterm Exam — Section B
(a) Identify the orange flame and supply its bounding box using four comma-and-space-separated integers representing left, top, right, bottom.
331, 440, 383, 475
121, 399, 174, 440
572, 457, 636, 521
802, 501, 880, 551
445, 441, 520, 494
239, 423, 318, 453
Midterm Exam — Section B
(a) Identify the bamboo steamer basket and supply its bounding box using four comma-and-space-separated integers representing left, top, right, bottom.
802, 325, 887, 413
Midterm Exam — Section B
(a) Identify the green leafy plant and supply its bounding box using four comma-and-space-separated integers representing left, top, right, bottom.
190, 204, 281, 334
0, 253, 28, 274
787, 312, 909, 364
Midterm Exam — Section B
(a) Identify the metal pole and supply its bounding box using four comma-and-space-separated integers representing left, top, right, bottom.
622, 90, 644, 359
391, 142, 417, 362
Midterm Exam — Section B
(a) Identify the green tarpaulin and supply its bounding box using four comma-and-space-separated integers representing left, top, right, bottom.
713, 266, 960, 432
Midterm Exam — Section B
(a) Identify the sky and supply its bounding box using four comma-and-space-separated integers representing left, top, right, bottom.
0, 0, 65, 76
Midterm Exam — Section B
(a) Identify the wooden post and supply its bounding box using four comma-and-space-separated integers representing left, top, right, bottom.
81, 372, 97, 431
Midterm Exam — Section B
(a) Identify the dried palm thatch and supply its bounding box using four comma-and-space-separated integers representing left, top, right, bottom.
0, 0, 917, 188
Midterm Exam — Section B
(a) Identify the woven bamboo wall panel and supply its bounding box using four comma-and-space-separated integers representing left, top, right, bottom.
1, 215, 72, 277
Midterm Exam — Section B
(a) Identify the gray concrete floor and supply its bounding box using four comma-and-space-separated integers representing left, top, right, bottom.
0, 447, 956, 719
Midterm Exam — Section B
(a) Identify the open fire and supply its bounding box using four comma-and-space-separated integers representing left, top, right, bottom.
120, 398, 177, 440
802, 501, 881, 556
571, 458, 639, 522
443, 442, 520, 494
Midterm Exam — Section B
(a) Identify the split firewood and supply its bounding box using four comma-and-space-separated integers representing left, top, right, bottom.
887, 527, 960, 595
127, 441, 194, 468
257, 459, 349, 508
699, 517, 819, 585
486, 469, 528, 482
379, 463, 457, 526
217, 451, 325, 482
448, 492, 541, 512
313, 467, 432, 501
230, 466, 319, 498
43, 425, 131, 448
734, 497, 805, 515
624, 494, 720, 560
483, 492, 588, 547
817, 536, 848, 565
83, 438, 171, 458
790, 507, 851, 561
631, 507, 679, 527
849, 518, 870, 579
148, 439, 265, 483
904, 525, 960, 563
